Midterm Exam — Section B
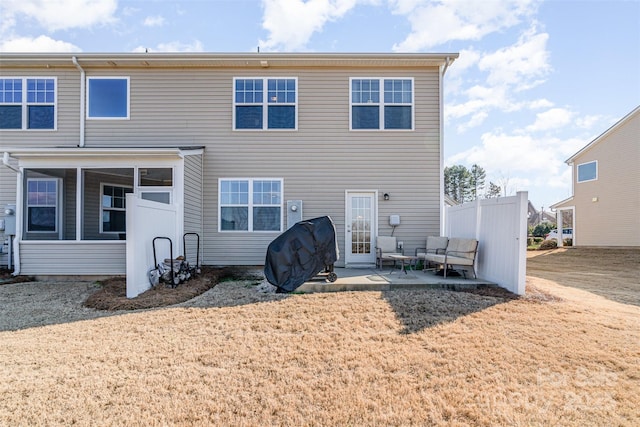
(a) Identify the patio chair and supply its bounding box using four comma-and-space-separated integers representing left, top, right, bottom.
375, 236, 402, 269
424, 238, 478, 278
415, 236, 449, 271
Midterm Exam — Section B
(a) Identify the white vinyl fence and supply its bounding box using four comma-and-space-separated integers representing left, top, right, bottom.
445, 191, 528, 295
126, 195, 180, 298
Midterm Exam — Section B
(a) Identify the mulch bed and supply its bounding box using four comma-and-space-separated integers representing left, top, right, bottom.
0, 268, 34, 285
84, 266, 263, 311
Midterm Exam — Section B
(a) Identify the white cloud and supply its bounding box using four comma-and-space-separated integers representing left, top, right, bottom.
258, 0, 360, 51
132, 40, 204, 53
0, 35, 81, 52
445, 25, 551, 130
143, 15, 165, 27
525, 107, 574, 132
478, 26, 550, 90
1, 0, 117, 32
391, 0, 539, 51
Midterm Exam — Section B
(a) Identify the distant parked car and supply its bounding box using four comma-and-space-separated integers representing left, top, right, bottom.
545, 228, 573, 240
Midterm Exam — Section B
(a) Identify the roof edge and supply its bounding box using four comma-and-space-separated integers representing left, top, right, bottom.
565, 105, 640, 164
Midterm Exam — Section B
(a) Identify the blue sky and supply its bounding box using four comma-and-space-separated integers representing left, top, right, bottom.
1, 0, 638, 211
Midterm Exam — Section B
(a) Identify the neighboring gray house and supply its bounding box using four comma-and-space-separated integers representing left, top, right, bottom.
551, 106, 639, 247
0, 53, 458, 276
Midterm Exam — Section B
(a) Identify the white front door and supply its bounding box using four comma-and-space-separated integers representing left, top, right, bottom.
345, 191, 377, 265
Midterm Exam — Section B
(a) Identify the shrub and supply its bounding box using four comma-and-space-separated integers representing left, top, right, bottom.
539, 239, 557, 250
564, 238, 573, 246
533, 237, 544, 244
527, 237, 533, 246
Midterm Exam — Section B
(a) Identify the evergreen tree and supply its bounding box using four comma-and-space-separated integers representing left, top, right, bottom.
444, 165, 471, 203
485, 181, 501, 198
469, 164, 486, 200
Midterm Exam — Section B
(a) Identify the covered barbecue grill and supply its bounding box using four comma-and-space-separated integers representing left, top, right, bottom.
264, 216, 339, 292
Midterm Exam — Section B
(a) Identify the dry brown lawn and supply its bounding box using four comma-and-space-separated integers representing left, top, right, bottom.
1, 248, 639, 426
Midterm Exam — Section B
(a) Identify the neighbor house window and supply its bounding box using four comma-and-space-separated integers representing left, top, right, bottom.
234, 78, 297, 130
219, 179, 282, 231
101, 184, 133, 233
27, 178, 58, 232
577, 161, 597, 183
88, 77, 130, 119
350, 78, 413, 130
0, 77, 56, 130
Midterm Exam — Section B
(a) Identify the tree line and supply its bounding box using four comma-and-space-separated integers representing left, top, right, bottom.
444, 164, 501, 203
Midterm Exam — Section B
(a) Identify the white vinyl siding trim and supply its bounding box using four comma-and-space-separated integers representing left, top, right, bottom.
349, 77, 414, 131
87, 76, 130, 120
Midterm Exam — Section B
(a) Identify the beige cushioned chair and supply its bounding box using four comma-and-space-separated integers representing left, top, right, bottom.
415, 236, 449, 270
424, 238, 478, 278
375, 236, 402, 269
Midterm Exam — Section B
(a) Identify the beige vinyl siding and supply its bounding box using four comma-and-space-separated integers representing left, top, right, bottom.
4, 64, 443, 266
18, 241, 125, 275
184, 153, 203, 264
79, 67, 441, 265
0, 68, 81, 147
572, 110, 640, 246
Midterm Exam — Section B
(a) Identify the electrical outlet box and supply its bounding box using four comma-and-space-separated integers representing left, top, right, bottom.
398, 241, 404, 250
389, 215, 400, 226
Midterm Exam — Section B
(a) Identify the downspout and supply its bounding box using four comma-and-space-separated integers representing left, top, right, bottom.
2, 152, 21, 275
439, 59, 448, 236
72, 56, 86, 147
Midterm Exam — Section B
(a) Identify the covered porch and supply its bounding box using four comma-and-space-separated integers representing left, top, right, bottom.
2, 147, 203, 276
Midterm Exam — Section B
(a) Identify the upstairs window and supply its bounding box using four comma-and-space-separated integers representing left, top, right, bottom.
350, 78, 413, 130
88, 77, 130, 119
577, 161, 597, 183
0, 77, 56, 130
219, 178, 282, 232
234, 78, 297, 130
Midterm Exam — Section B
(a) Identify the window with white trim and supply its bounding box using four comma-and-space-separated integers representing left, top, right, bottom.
27, 178, 59, 232
350, 78, 413, 130
0, 77, 56, 130
88, 77, 130, 119
101, 184, 133, 233
219, 179, 282, 231
234, 78, 297, 130
577, 160, 597, 183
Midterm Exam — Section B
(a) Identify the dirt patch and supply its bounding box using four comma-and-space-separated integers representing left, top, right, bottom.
527, 247, 640, 306
0, 268, 34, 285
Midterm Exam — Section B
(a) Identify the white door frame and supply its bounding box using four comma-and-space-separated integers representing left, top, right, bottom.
344, 190, 378, 266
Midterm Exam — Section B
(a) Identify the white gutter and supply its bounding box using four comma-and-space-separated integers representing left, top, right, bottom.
72, 56, 85, 147
2, 152, 21, 275
2, 152, 20, 173
442, 56, 453, 76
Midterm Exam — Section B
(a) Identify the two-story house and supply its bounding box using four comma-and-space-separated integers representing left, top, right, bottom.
551, 106, 639, 247
1, 53, 458, 278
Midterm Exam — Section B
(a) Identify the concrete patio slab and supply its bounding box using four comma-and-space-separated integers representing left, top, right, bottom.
297, 267, 496, 293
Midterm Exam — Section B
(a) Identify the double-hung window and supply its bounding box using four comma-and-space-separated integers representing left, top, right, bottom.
350, 78, 413, 130
101, 184, 133, 233
577, 161, 597, 183
27, 178, 59, 232
87, 77, 130, 119
234, 78, 297, 130
219, 179, 282, 232
0, 77, 56, 130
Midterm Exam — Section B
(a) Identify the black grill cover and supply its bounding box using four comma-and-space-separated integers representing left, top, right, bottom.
264, 216, 339, 292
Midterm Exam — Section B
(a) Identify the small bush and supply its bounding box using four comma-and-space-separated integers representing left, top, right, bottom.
564, 238, 573, 246
538, 239, 558, 250
533, 237, 544, 244
527, 237, 533, 246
